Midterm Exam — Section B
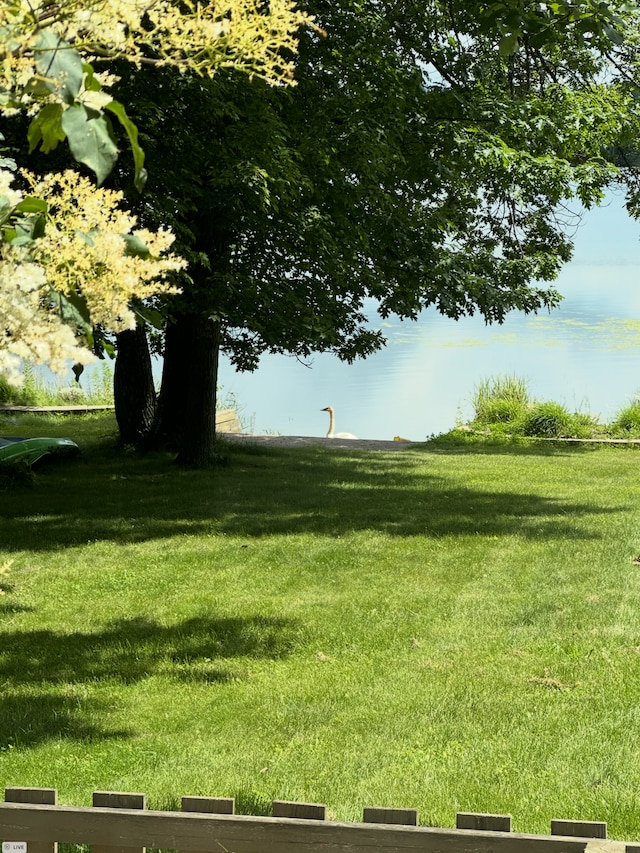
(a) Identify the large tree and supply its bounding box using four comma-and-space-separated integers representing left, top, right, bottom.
110, 0, 638, 464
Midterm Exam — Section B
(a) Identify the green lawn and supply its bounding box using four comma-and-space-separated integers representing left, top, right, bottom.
2, 414, 640, 839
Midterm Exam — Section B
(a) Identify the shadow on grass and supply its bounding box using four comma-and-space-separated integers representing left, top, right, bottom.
0, 614, 299, 748
0, 693, 133, 749
1, 615, 299, 686
0, 602, 34, 615
0, 441, 623, 550
426, 433, 640, 455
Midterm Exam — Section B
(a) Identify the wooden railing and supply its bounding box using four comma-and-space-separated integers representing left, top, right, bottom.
1, 787, 638, 853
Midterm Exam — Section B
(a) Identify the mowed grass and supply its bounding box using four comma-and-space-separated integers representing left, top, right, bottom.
2, 414, 640, 837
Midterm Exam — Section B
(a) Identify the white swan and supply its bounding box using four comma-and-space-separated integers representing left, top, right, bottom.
321, 406, 358, 439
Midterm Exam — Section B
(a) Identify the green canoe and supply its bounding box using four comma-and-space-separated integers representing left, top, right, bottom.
0, 436, 79, 466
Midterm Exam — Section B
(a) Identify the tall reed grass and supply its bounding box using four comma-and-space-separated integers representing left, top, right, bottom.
471, 375, 531, 424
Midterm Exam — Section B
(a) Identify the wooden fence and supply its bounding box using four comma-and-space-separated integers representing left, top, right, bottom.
1, 787, 639, 853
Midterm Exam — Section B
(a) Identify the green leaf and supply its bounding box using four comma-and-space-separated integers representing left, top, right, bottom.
8, 211, 47, 242
498, 32, 520, 56
24, 77, 53, 99
122, 233, 151, 258
81, 62, 102, 92
30, 213, 47, 240
34, 31, 84, 104
105, 99, 147, 191
13, 197, 48, 215
0, 208, 16, 229
134, 304, 165, 330
74, 228, 96, 247
602, 22, 624, 44
61, 105, 118, 185
49, 288, 92, 334
28, 103, 65, 153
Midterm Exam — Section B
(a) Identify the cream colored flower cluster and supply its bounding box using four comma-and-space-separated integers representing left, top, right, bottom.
68, 0, 313, 80
25, 170, 185, 329
0, 247, 95, 384
0, 0, 315, 113
0, 168, 185, 381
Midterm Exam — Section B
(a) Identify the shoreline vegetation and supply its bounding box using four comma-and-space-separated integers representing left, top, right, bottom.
0, 364, 114, 409
0, 364, 249, 432
439, 374, 640, 444
4, 368, 640, 444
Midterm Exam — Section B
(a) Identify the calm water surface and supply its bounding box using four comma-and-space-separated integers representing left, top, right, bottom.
218, 194, 640, 441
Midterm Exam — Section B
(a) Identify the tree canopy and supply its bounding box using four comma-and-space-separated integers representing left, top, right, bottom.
99, 0, 640, 462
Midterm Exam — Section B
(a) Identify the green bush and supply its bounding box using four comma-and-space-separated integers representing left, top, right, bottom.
0, 375, 14, 404
0, 374, 35, 406
478, 397, 525, 424
566, 411, 601, 439
472, 375, 530, 425
612, 400, 640, 434
522, 401, 572, 438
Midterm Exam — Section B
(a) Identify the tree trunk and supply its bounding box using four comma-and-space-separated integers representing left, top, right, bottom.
154, 207, 229, 465
156, 312, 221, 466
177, 315, 220, 466
154, 316, 194, 448
113, 324, 157, 445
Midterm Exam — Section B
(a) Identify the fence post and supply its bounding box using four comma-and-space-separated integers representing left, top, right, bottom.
456, 812, 512, 832
551, 819, 607, 839
92, 791, 146, 853
180, 796, 236, 853
272, 801, 327, 820
4, 788, 58, 853
182, 797, 235, 815
363, 807, 418, 826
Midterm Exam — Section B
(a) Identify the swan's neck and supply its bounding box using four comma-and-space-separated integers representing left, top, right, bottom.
326, 409, 336, 437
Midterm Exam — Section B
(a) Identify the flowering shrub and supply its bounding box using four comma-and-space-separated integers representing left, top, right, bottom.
0, 0, 314, 381
1, 0, 314, 111
0, 167, 184, 382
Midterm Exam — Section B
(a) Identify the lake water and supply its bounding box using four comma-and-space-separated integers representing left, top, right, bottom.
217, 191, 640, 441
